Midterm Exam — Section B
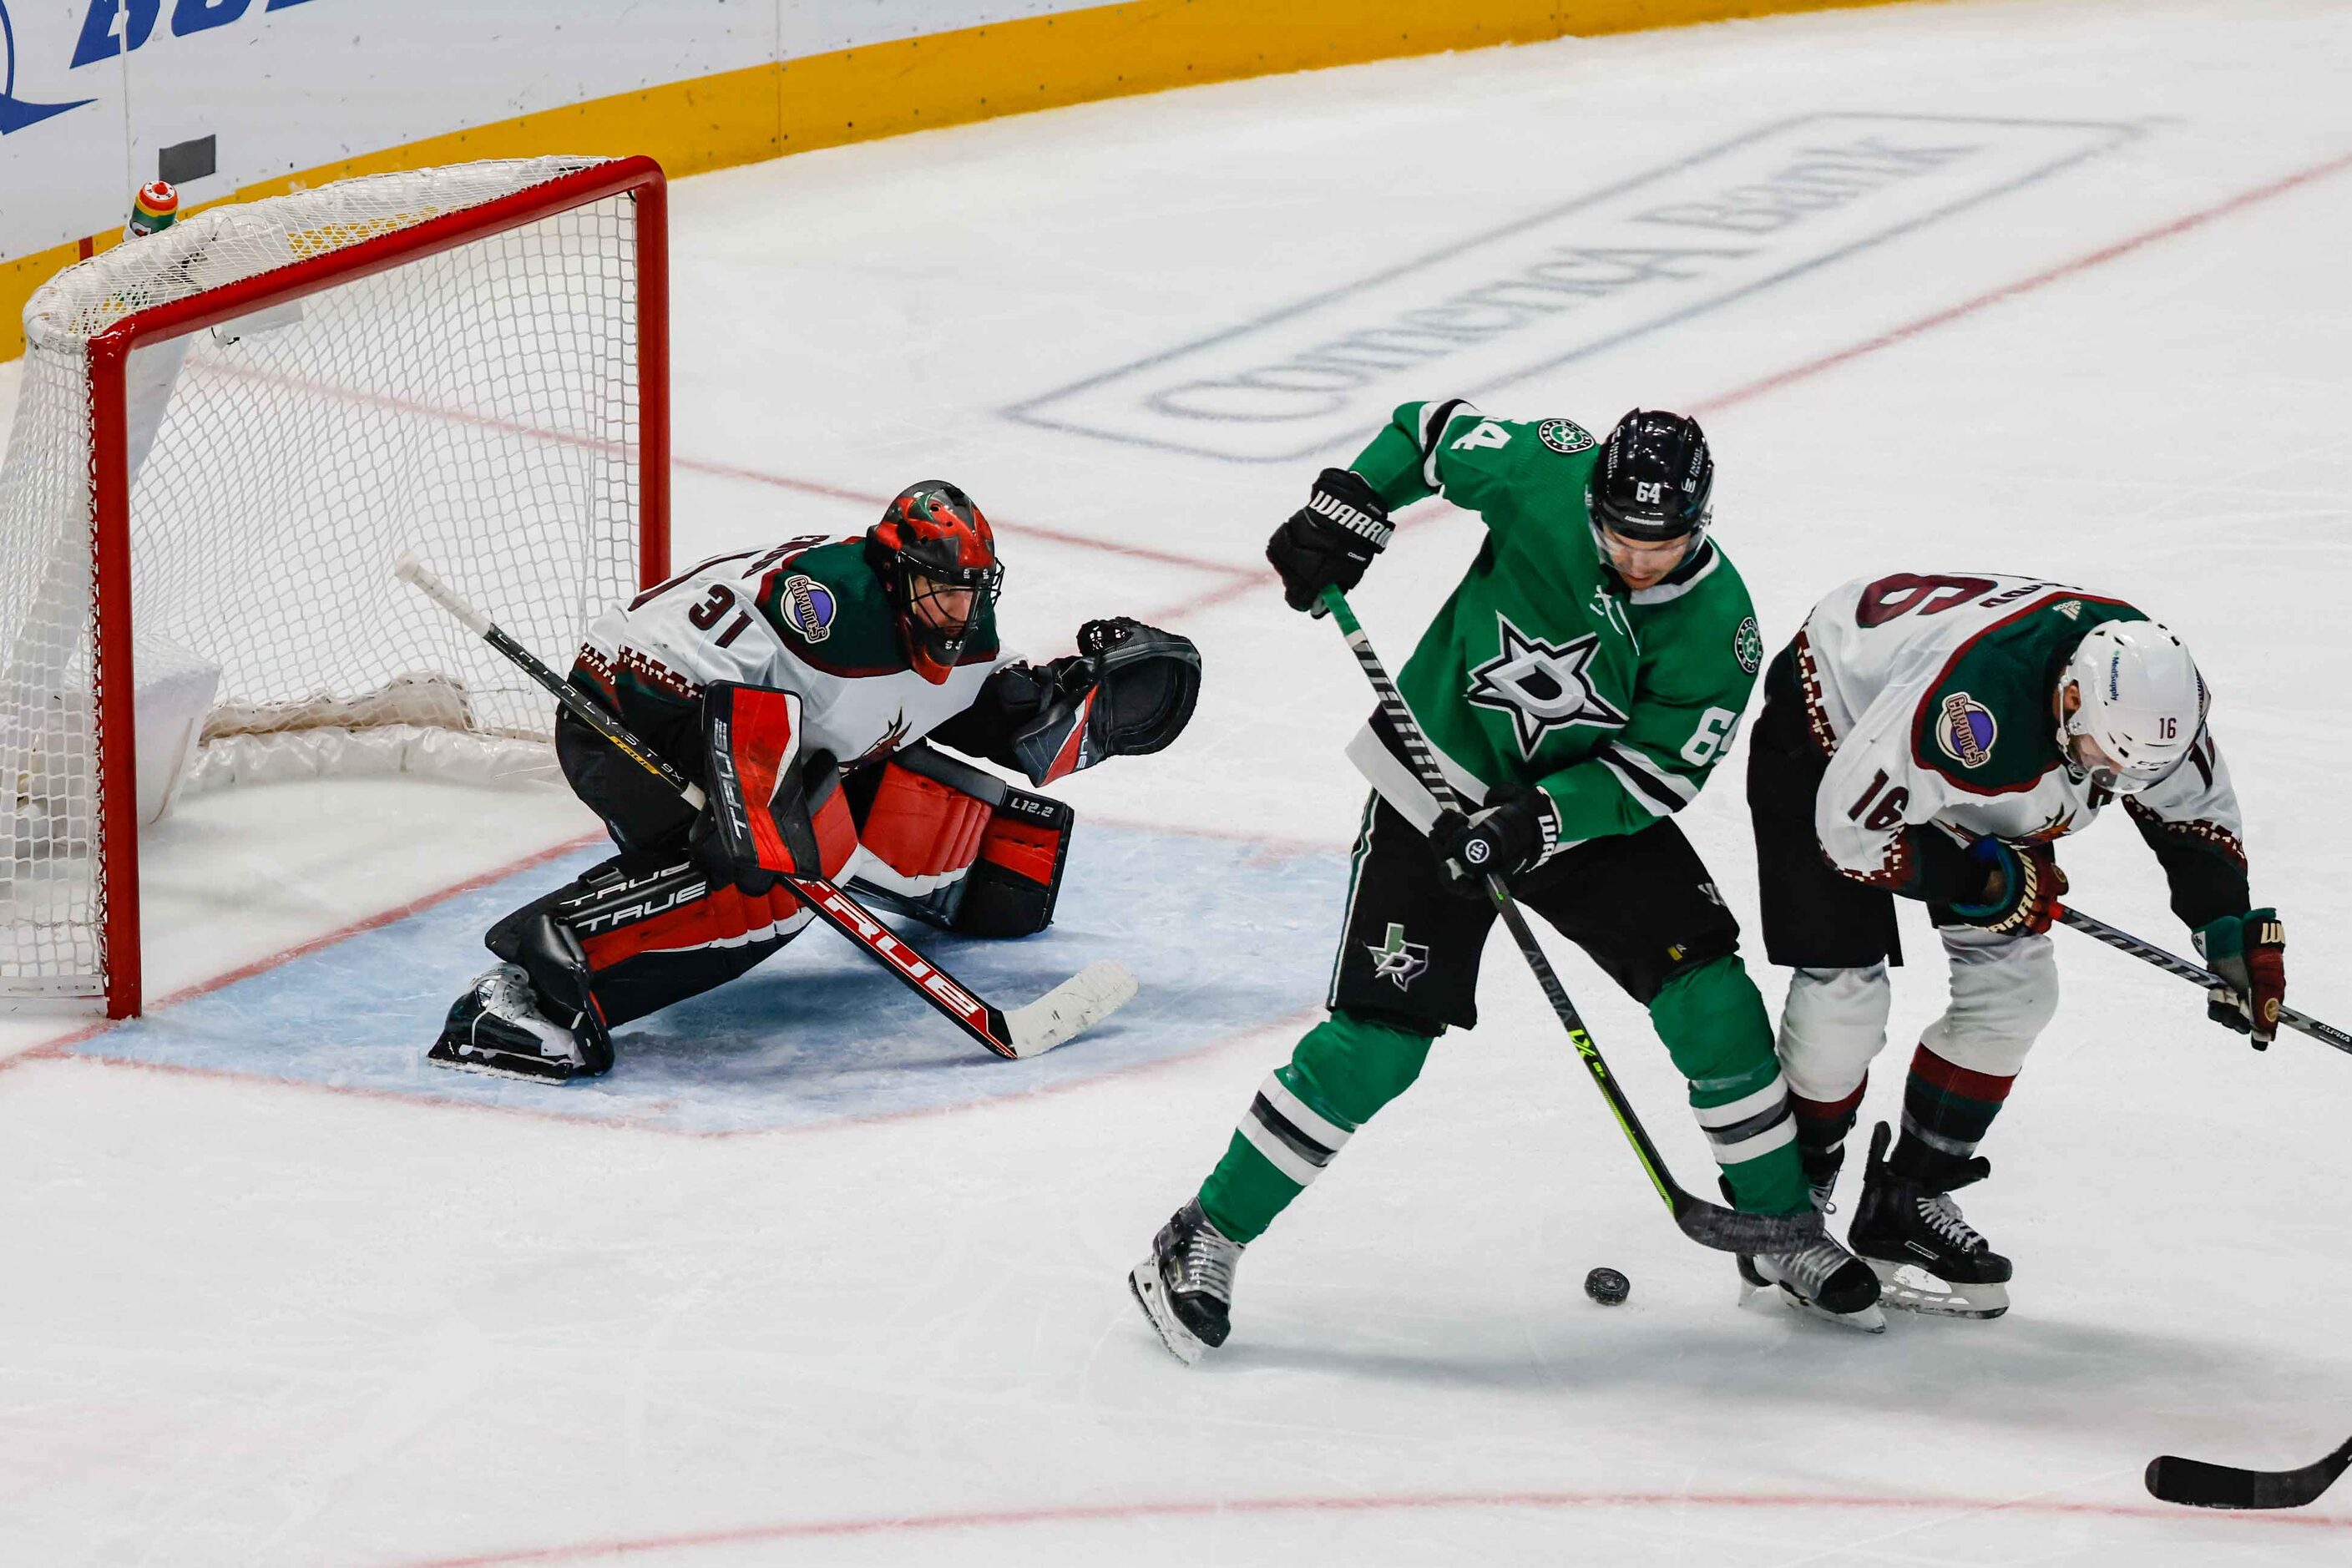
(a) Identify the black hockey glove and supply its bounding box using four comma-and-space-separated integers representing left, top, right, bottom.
2193, 908, 2287, 1049
1431, 781, 1559, 895
1947, 837, 2066, 937
1267, 468, 1393, 616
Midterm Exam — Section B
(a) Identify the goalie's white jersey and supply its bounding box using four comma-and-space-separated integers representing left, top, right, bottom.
1793, 573, 2244, 886
579, 535, 1015, 771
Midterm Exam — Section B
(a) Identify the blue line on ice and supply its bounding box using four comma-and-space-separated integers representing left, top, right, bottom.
73, 825, 1346, 1134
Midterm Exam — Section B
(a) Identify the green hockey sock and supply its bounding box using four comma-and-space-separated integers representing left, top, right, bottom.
1196, 1010, 1434, 1243
1648, 955, 1812, 1216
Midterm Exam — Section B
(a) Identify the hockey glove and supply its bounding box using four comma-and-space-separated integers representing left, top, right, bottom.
2193, 908, 2287, 1049
1431, 781, 1559, 894
997, 619, 1202, 784
1948, 837, 2066, 937
1267, 468, 1393, 616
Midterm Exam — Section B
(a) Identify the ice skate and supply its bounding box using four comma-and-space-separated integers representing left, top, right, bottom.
428, 963, 612, 1082
1129, 1199, 1242, 1365
1849, 1122, 2011, 1319
1738, 1234, 1887, 1333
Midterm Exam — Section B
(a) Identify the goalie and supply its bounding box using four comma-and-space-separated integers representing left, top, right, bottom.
431, 482, 1200, 1080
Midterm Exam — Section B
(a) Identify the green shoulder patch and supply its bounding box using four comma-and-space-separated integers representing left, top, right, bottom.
756, 539, 908, 673
1734, 615, 1763, 675
1537, 418, 1596, 455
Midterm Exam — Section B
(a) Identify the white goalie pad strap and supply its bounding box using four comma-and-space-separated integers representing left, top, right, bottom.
1237, 1110, 1327, 1187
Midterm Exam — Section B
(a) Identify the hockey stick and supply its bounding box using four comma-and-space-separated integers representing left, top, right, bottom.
2146, 1435, 2352, 1510
2056, 907, 2352, 1057
1320, 587, 1821, 1255
394, 553, 1136, 1060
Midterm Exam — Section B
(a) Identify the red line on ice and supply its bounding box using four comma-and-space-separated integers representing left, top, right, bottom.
1693, 146, 2352, 415
0, 832, 603, 1078
31, 142, 2340, 1105
380, 1485, 2351, 1567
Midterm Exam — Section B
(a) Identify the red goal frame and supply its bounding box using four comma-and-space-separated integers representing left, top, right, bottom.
79, 155, 671, 1018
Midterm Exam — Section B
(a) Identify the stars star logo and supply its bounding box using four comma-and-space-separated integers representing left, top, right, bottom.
1366, 923, 1430, 992
1464, 614, 1629, 758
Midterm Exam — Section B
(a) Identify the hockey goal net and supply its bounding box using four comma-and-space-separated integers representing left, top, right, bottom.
0, 155, 669, 1017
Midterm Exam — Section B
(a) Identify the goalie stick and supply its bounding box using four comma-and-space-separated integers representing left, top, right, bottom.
2146, 1435, 2352, 1510
2056, 907, 2351, 1057
394, 553, 1136, 1060
1319, 587, 1822, 1256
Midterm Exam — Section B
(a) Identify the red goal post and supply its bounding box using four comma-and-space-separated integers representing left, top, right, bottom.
2, 155, 670, 1018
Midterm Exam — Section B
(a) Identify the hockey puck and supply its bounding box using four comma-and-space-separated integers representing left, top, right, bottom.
1584, 1267, 1631, 1306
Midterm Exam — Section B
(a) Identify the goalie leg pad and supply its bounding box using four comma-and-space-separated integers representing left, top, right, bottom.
493, 855, 813, 1032
843, 744, 1072, 938
954, 790, 1073, 938
854, 755, 997, 897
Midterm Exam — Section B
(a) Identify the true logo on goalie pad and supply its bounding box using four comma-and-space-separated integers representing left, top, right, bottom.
1367, 923, 1430, 991
781, 574, 836, 643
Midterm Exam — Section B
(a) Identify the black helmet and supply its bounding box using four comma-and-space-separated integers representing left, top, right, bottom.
1587, 409, 1713, 543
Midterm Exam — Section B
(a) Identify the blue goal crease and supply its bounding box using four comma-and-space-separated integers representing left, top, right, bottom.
70, 825, 1345, 1136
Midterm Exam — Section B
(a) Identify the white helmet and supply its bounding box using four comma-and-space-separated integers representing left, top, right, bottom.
2056, 620, 2206, 792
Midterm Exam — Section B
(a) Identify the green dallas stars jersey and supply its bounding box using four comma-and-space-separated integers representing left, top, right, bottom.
1339, 400, 1763, 848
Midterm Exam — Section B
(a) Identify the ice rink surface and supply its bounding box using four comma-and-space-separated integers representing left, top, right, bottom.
5, 0, 2352, 1560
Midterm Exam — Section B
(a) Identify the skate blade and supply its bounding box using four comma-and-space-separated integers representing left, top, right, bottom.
1736, 1274, 1886, 1333
1778, 1287, 1887, 1334
423, 1041, 581, 1084
1127, 1261, 1205, 1366
1868, 1260, 2009, 1320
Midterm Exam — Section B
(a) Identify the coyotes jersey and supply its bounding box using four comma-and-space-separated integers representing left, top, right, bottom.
1795, 572, 2248, 923
577, 534, 1015, 774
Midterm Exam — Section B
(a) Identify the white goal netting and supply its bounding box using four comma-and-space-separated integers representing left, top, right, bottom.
0, 156, 651, 1001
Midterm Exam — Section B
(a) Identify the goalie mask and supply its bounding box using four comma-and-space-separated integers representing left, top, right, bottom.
868, 481, 1004, 685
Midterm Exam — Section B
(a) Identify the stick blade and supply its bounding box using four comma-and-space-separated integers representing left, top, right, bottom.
1672, 1195, 1827, 1256
1001, 959, 1138, 1058
2147, 1441, 2352, 1510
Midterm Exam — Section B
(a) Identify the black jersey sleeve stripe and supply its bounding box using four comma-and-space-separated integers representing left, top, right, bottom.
1416, 398, 1476, 488
1600, 747, 1694, 815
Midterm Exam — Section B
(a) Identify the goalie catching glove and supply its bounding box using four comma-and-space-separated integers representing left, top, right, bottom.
1001, 618, 1202, 786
